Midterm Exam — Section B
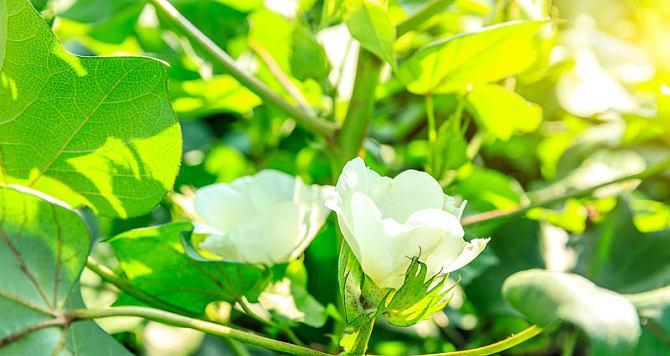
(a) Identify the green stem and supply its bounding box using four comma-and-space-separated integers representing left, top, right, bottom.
397, 0, 456, 36
66, 306, 328, 356
425, 94, 437, 174
335, 49, 383, 166
462, 156, 670, 227
85, 257, 194, 317
145, 0, 337, 138
419, 325, 543, 356
350, 317, 376, 355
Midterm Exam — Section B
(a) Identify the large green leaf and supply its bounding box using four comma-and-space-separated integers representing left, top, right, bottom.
344, 0, 396, 67
0, 186, 130, 355
576, 198, 670, 293
398, 20, 543, 94
466, 84, 542, 141
108, 222, 271, 315
503, 269, 640, 355
0, 0, 181, 218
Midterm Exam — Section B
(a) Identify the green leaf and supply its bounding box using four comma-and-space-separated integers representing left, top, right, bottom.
170, 76, 261, 119
60, 0, 144, 44
503, 269, 640, 355
627, 286, 670, 353
432, 112, 468, 178
466, 84, 542, 140
108, 222, 271, 314
398, 20, 543, 94
0, 185, 130, 355
576, 198, 670, 294
291, 26, 331, 82
0, 0, 182, 218
344, 0, 396, 67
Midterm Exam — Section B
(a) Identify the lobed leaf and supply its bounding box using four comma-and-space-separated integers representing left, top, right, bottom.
0, 185, 130, 355
0, 0, 182, 219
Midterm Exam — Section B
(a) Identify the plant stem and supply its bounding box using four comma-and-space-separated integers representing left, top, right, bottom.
462, 156, 670, 227
66, 306, 328, 356
145, 0, 337, 138
85, 257, 194, 317
350, 317, 376, 355
425, 94, 437, 174
419, 325, 543, 356
248, 39, 313, 112
336, 49, 383, 166
397, 0, 456, 36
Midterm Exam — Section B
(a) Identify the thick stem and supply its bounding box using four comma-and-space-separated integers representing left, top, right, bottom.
349, 317, 376, 355
145, 0, 337, 138
462, 156, 670, 227
336, 50, 383, 166
397, 0, 456, 36
66, 306, 328, 356
420, 325, 543, 356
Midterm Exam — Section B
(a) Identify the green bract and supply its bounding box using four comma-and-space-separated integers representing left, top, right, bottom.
0, 0, 181, 218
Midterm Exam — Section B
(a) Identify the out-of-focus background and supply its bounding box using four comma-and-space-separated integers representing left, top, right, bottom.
33, 0, 670, 354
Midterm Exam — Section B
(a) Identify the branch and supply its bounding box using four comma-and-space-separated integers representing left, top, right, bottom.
145, 0, 337, 138
66, 306, 328, 356
417, 325, 543, 356
462, 157, 670, 227
397, 0, 456, 36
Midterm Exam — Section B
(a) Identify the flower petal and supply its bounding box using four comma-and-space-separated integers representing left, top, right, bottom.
372, 170, 445, 223
194, 183, 256, 233
201, 201, 302, 264
441, 238, 490, 273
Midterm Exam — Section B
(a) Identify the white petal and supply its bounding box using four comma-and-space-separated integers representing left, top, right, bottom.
233, 169, 296, 214
290, 183, 333, 259
372, 170, 445, 223
194, 183, 256, 233
348, 192, 414, 289
220, 201, 302, 264
441, 238, 490, 273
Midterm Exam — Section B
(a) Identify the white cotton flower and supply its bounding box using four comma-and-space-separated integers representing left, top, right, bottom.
193, 170, 332, 265
326, 157, 489, 290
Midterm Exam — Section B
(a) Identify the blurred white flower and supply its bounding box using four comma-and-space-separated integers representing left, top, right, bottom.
193, 170, 332, 264
326, 158, 489, 289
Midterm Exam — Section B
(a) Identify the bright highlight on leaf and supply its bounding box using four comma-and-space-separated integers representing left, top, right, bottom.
399, 20, 544, 94
0, 0, 181, 218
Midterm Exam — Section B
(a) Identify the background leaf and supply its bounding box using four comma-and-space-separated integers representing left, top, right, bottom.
344, 0, 396, 67
399, 21, 543, 94
0, 0, 182, 218
108, 222, 271, 314
503, 269, 640, 355
466, 84, 542, 141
